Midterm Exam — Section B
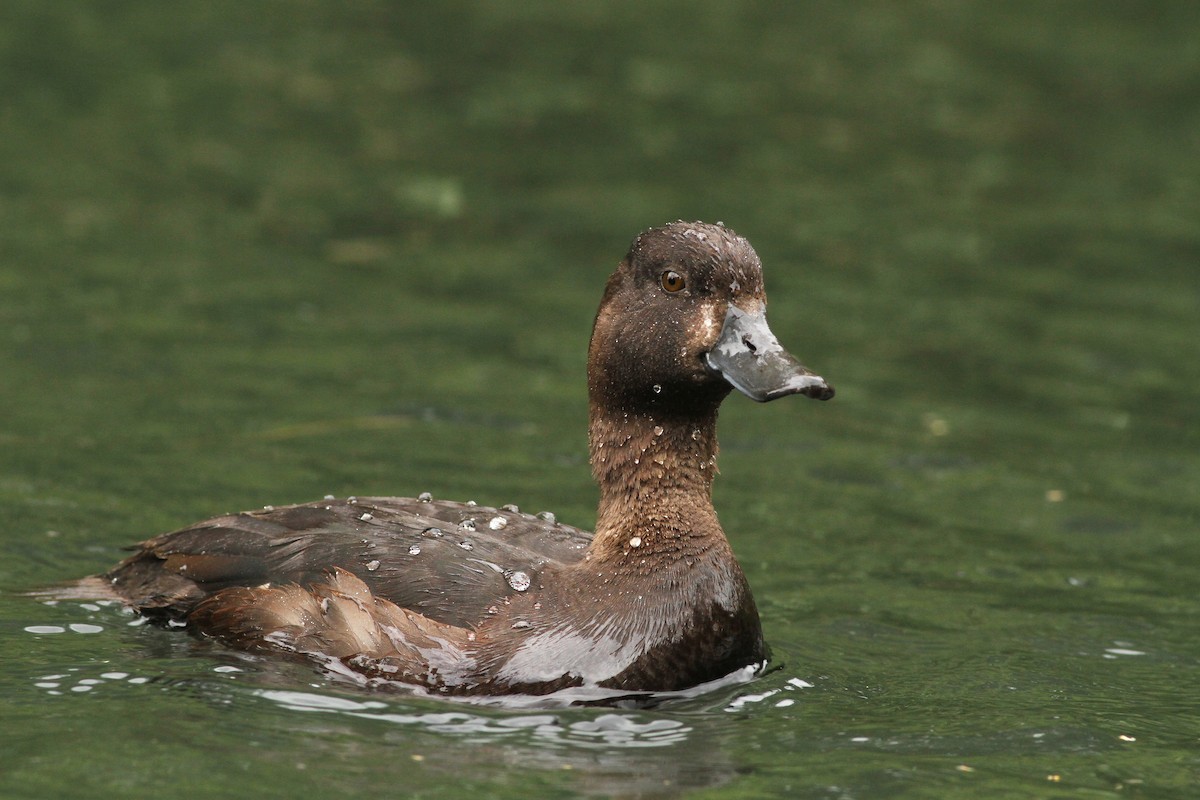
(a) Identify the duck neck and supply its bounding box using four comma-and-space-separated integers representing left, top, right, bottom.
587, 400, 725, 559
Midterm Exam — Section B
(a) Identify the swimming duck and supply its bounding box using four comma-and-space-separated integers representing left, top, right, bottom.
89, 221, 833, 698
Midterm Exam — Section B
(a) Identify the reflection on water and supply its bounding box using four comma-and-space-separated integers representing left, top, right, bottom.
31, 667, 156, 695
14, 592, 1196, 796
21, 598, 143, 638
724, 676, 814, 711
259, 688, 692, 748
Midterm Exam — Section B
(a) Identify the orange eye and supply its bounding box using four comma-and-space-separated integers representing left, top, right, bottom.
661, 270, 686, 293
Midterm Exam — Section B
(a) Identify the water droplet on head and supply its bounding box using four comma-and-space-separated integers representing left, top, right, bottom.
359, 512, 373, 522
536, 511, 557, 524
489, 516, 508, 530
653, 425, 664, 437
506, 571, 531, 592
263, 505, 275, 512
629, 536, 642, 548
323, 494, 335, 501
652, 384, 662, 394
501, 503, 520, 513
692, 429, 701, 440
423, 526, 444, 538
407, 544, 421, 556
418, 492, 433, 502
459, 518, 476, 531
511, 620, 531, 630
467, 500, 477, 507
458, 541, 473, 551
366, 559, 381, 571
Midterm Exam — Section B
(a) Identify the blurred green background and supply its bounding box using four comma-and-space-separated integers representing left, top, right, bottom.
1, 2, 1198, 798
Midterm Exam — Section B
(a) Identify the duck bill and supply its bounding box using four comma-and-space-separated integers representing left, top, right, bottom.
704, 306, 835, 402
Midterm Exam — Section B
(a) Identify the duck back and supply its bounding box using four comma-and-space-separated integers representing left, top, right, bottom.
107, 497, 591, 629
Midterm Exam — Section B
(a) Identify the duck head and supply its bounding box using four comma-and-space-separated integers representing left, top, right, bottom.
588, 221, 834, 414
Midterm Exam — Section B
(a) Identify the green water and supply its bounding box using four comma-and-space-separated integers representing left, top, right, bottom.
2, 2, 1198, 797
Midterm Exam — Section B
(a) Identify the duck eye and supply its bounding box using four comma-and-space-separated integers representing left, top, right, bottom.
660, 270, 686, 293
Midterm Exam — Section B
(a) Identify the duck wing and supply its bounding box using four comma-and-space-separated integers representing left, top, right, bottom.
187, 567, 481, 690
105, 497, 591, 628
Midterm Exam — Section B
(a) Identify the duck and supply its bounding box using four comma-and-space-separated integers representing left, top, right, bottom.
85, 221, 834, 698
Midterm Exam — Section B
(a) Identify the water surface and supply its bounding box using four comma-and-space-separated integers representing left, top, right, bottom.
2, 2, 1198, 798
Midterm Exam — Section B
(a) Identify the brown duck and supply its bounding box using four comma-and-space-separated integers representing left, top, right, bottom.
85, 221, 833, 698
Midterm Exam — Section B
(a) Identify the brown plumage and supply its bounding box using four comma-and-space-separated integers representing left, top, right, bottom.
85, 221, 834, 698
